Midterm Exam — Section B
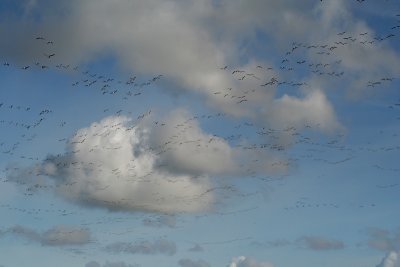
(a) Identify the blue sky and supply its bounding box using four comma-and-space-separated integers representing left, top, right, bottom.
1, 1, 400, 267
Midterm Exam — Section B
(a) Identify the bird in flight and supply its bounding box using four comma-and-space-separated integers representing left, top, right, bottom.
44, 53, 56, 58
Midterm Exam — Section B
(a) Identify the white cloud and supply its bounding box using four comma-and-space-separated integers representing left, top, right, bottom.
228, 256, 274, 267
307, 0, 400, 97
376, 251, 400, 267
38, 114, 216, 213
0, 0, 346, 133
148, 109, 235, 176
2, 1, 399, 102
219, 0, 400, 98
7, 109, 291, 213
264, 89, 341, 132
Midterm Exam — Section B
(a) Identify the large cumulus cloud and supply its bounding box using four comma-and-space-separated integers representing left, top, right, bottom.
33, 113, 222, 213
0, 0, 350, 134
7, 106, 296, 213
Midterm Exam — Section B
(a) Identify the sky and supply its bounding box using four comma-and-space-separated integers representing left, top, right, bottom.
0, 0, 400, 266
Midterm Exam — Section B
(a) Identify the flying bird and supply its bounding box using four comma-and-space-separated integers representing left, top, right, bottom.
44, 53, 56, 58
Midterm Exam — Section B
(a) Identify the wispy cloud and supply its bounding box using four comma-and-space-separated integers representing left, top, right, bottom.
105, 239, 176, 256
85, 261, 140, 267
188, 244, 204, 252
178, 258, 210, 267
6, 225, 91, 246
142, 214, 176, 228
367, 228, 400, 252
296, 235, 344, 251
252, 236, 344, 251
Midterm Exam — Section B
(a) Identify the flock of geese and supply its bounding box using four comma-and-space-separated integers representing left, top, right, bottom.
0, 2, 399, 265
0, 25, 398, 214
1, 13, 399, 170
